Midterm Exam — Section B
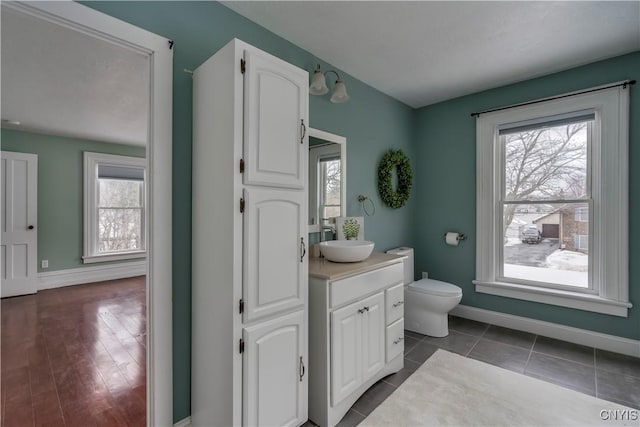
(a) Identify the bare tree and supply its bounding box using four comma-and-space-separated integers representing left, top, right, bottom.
98, 179, 143, 252
503, 123, 587, 233
322, 159, 341, 218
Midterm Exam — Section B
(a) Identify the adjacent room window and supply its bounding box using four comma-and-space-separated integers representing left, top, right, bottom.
319, 156, 341, 220
309, 143, 342, 226
474, 84, 630, 317
83, 152, 146, 263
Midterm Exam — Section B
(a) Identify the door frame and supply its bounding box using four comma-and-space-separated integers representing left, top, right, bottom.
1, 1, 173, 425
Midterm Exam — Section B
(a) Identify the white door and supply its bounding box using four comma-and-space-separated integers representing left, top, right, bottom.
243, 187, 307, 323
243, 49, 308, 189
243, 309, 307, 427
330, 300, 362, 405
1, 151, 38, 298
361, 292, 385, 383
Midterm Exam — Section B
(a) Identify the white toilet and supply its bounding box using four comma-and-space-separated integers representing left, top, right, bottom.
387, 247, 462, 337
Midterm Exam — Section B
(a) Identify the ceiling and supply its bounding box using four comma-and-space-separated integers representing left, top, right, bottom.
1, 6, 149, 146
223, 1, 640, 108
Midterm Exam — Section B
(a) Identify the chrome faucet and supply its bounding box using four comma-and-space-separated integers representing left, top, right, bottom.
320, 224, 334, 242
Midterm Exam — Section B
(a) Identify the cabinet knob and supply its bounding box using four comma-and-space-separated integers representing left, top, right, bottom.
28, 225, 35, 230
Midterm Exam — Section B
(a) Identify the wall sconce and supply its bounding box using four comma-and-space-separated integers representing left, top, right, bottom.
309, 64, 350, 103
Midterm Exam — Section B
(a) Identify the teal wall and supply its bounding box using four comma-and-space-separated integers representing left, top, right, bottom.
413, 52, 640, 341
83, 2, 415, 421
74, 1, 640, 421
1, 129, 145, 272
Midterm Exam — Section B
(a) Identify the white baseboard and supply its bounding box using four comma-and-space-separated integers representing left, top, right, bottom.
38, 261, 146, 290
174, 416, 191, 427
451, 304, 640, 358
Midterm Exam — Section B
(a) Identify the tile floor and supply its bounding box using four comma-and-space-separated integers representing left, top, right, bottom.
333, 316, 640, 427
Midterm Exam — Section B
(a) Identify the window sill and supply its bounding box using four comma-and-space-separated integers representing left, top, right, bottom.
473, 280, 631, 317
83, 251, 146, 264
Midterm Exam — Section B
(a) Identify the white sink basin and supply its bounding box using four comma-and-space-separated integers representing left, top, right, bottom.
318, 240, 375, 263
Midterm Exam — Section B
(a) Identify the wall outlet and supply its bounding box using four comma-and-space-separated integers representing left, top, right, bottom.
41, 260, 48, 269
422, 271, 428, 279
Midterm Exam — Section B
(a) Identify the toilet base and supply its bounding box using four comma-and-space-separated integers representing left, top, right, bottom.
405, 311, 450, 338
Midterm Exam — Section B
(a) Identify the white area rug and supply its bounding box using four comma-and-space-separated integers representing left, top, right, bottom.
361, 349, 636, 426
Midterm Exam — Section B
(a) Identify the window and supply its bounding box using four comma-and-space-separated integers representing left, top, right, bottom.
84, 152, 146, 263
575, 207, 589, 222
319, 157, 341, 220
575, 235, 589, 251
309, 143, 342, 227
475, 84, 630, 317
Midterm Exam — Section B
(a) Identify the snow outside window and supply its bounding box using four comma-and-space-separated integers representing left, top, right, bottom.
83, 152, 147, 264
474, 84, 630, 317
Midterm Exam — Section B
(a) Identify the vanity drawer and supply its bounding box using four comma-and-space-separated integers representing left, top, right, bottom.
330, 262, 403, 308
385, 282, 404, 325
386, 318, 404, 362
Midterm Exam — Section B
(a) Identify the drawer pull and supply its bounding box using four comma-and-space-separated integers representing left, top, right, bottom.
392, 301, 404, 308
357, 306, 370, 314
393, 337, 404, 345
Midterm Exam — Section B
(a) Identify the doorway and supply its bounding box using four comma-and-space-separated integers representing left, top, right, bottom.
0, 2, 172, 425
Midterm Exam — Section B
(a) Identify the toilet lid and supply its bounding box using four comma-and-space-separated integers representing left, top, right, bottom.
408, 278, 462, 297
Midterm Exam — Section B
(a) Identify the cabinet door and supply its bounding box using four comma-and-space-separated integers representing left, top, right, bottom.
330, 300, 362, 405
243, 188, 307, 323
243, 49, 308, 189
243, 310, 307, 427
361, 292, 385, 383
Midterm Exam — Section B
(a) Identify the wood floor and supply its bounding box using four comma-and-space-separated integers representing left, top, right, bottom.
1, 276, 146, 427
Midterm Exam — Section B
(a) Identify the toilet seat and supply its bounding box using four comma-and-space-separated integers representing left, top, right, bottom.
408, 278, 462, 297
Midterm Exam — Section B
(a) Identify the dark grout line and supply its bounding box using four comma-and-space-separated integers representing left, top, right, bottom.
464, 336, 482, 357
380, 379, 397, 388
350, 407, 367, 417
523, 335, 538, 372
529, 349, 597, 369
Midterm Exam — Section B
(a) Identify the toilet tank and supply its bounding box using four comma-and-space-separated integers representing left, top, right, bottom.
386, 247, 414, 285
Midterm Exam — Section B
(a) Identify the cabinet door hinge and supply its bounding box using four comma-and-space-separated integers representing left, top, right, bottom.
240, 59, 246, 74
239, 158, 245, 173
239, 338, 245, 354
239, 299, 244, 314
240, 198, 245, 213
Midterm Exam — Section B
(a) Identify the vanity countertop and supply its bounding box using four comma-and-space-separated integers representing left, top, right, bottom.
308, 251, 405, 281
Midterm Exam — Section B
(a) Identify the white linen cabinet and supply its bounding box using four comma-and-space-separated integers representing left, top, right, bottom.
192, 39, 309, 427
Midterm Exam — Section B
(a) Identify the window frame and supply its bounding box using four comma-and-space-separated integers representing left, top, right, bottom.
309, 142, 343, 229
319, 156, 341, 220
474, 84, 630, 317
83, 151, 147, 263
575, 207, 589, 222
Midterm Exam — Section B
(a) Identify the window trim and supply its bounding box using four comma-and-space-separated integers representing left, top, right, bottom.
474, 83, 630, 317
83, 152, 147, 264
319, 156, 341, 220
575, 207, 589, 222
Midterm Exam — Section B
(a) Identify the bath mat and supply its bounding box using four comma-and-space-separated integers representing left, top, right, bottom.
360, 349, 636, 426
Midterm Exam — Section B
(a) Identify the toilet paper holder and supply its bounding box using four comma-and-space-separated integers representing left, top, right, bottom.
443, 232, 466, 241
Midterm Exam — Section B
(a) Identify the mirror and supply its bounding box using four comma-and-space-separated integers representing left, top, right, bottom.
308, 128, 347, 233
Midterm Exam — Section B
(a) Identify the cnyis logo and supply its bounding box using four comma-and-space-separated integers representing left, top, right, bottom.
599, 409, 639, 421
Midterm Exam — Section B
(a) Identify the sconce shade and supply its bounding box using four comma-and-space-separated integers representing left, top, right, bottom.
309, 69, 329, 95
330, 80, 350, 103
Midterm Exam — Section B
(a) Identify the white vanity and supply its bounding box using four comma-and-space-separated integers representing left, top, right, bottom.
308, 252, 406, 427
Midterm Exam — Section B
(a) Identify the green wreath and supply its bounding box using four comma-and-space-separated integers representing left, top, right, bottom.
377, 149, 413, 209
